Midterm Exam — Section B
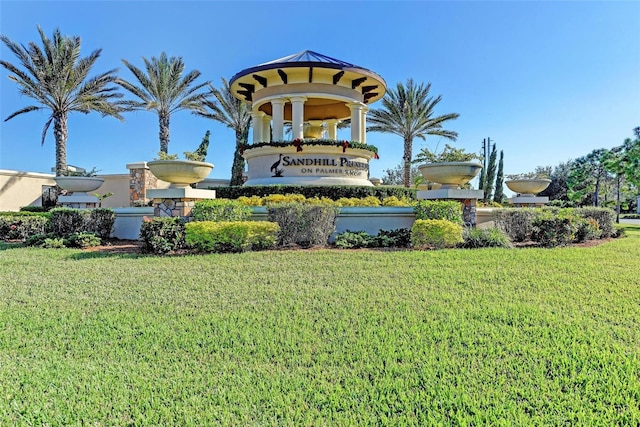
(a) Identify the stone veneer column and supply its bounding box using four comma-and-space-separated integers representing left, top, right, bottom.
290, 96, 306, 140
127, 162, 158, 206
271, 98, 285, 141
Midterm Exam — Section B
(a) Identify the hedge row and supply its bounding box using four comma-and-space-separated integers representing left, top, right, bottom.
208, 185, 417, 201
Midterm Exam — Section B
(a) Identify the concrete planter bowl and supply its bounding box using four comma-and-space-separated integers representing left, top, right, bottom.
505, 179, 551, 196
147, 160, 214, 188
418, 162, 483, 189
54, 176, 104, 194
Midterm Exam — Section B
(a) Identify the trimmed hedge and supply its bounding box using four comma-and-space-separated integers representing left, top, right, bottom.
190, 199, 252, 222
140, 217, 186, 254
575, 207, 615, 238
334, 228, 411, 249
185, 221, 279, 253
414, 200, 463, 224
0, 212, 50, 240
493, 208, 541, 242
411, 219, 463, 249
267, 203, 339, 248
208, 185, 417, 201
86, 208, 116, 239
460, 227, 512, 249
531, 210, 580, 248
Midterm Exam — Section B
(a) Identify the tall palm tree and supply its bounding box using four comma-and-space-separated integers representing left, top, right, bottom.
0, 26, 125, 176
368, 78, 460, 187
117, 52, 210, 154
197, 77, 251, 186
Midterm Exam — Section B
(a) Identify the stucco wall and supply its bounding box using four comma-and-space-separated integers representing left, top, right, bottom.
0, 170, 56, 211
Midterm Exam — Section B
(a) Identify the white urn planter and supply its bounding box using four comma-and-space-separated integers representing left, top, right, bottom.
418, 162, 483, 189
147, 160, 214, 188
505, 179, 551, 196
54, 176, 104, 194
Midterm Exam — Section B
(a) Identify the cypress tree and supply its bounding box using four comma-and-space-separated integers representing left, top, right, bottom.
493, 150, 505, 203
484, 144, 497, 201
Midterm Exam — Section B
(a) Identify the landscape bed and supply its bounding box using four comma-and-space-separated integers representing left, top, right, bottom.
0, 225, 638, 425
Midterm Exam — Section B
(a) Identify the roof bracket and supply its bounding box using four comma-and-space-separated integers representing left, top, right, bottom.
252, 74, 267, 88
332, 71, 344, 85
238, 82, 255, 93
352, 77, 367, 89
277, 69, 288, 84
362, 85, 378, 94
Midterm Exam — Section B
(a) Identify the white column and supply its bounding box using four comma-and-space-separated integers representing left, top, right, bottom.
326, 119, 338, 140
360, 106, 368, 144
271, 98, 285, 141
348, 102, 364, 142
262, 114, 271, 142
251, 109, 262, 143
290, 96, 307, 140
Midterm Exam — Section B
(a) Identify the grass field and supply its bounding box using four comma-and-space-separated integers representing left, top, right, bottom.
1, 226, 639, 425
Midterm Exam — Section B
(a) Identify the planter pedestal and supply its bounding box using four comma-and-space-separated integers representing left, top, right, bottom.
147, 187, 216, 217
417, 189, 484, 227
508, 195, 549, 207
57, 194, 100, 209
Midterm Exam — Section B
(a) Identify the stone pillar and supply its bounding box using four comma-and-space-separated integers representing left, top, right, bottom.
271, 98, 285, 141
326, 119, 338, 140
290, 96, 306, 140
348, 102, 364, 142
127, 162, 158, 206
251, 109, 263, 143
360, 106, 368, 144
262, 114, 271, 143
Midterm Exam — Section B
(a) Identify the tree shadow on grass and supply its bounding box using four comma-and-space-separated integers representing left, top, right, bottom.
0, 241, 25, 251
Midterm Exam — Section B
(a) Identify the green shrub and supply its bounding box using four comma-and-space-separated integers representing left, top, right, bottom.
19, 206, 49, 212
574, 217, 602, 242
86, 208, 115, 239
190, 199, 252, 222
0, 213, 50, 240
209, 185, 417, 201
334, 230, 372, 249
460, 227, 512, 249
411, 219, 463, 249
531, 210, 580, 248
185, 221, 279, 253
139, 217, 186, 254
371, 228, 412, 248
267, 203, 339, 248
49, 207, 87, 237
575, 207, 615, 238
43, 237, 66, 248
414, 200, 463, 224
24, 233, 57, 247
493, 208, 541, 242
66, 232, 102, 248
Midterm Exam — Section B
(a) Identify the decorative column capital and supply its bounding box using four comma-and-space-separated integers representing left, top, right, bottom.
289, 96, 308, 103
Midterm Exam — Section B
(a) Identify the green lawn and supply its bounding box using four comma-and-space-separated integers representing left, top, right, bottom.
1, 226, 639, 425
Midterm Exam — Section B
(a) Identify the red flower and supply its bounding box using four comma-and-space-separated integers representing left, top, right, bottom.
293, 138, 303, 152
341, 141, 349, 153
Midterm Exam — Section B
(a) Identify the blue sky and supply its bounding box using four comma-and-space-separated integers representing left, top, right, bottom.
1, 0, 638, 187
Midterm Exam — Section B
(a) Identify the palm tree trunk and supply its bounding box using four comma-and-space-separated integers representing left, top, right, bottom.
159, 112, 170, 153
403, 137, 412, 187
230, 129, 248, 186
54, 112, 68, 176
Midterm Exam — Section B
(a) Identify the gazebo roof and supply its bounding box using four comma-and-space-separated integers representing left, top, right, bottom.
256, 50, 361, 68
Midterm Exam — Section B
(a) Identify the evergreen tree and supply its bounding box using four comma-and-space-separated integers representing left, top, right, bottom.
493, 150, 505, 203
483, 144, 497, 201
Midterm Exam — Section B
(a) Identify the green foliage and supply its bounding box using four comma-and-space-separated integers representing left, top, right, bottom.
42, 236, 66, 248
334, 230, 372, 249
184, 130, 210, 162
154, 151, 179, 160
24, 233, 57, 247
575, 207, 615, 238
240, 139, 378, 156
414, 200, 463, 224
19, 206, 50, 213
567, 148, 612, 207
267, 203, 339, 247
49, 208, 87, 237
411, 219, 463, 249
484, 144, 497, 201
334, 228, 411, 249
65, 232, 101, 248
86, 208, 115, 239
531, 210, 580, 248
381, 162, 422, 186
413, 143, 481, 163
190, 199, 252, 222
210, 185, 417, 201
574, 217, 602, 242
185, 221, 279, 253
493, 150, 505, 203
139, 217, 186, 254
460, 227, 512, 249
493, 208, 542, 242
0, 213, 50, 240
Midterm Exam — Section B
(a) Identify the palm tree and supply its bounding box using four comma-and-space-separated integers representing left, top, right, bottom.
117, 52, 210, 154
0, 26, 125, 176
197, 77, 251, 186
368, 78, 459, 187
